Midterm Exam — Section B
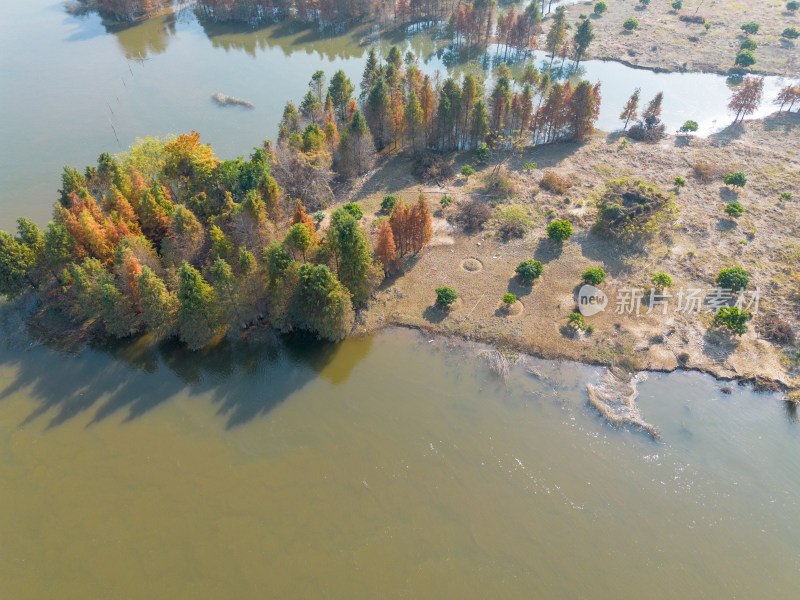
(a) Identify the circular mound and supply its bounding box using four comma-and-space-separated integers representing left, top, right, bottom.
461, 258, 483, 272
497, 300, 524, 317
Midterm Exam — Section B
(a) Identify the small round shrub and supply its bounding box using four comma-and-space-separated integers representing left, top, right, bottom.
715, 265, 750, 292
503, 293, 517, 306
740, 38, 757, 51
678, 120, 698, 134
582, 267, 606, 286
516, 259, 543, 283
460, 164, 476, 178
546, 219, 573, 243
780, 191, 793, 201
782, 26, 800, 39
594, 1, 608, 14
342, 202, 363, 219
788, 1, 800, 11
671, 0, 683, 9
440, 195, 453, 209
639, 0, 650, 6
713, 306, 751, 335
674, 176, 687, 187
651, 273, 673, 289
704, 22, 712, 31
568, 311, 587, 331
735, 50, 756, 67
475, 142, 492, 163
623, 18, 639, 31
313, 210, 326, 223
723, 171, 747, 188
381, 194, 398, 214
435, 286, 458, 309
740, 22, 760, 35
724, 200, 745, 218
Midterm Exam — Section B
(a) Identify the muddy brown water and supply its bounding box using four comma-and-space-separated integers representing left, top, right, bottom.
1, 327, 798, 598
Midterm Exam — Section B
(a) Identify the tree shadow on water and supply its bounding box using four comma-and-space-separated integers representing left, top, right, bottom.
0, 326, 372, 431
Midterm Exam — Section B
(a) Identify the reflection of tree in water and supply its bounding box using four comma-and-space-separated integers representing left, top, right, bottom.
0, 327, 373, 430
109, 12, 180, 59
198, 17, 445, 64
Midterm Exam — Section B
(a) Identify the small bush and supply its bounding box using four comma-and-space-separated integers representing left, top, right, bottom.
713, 306, 751, 335
484, 172, 517, 198
724, 171, 747, 188
788, 1, 800, 11
674, 176, 687, 188
639, 0, 650, 5
782, 26, 800, 39
582, 267, 606, 286
440, 195, 453, 209
380, 194, 398, 214
735, 50, 756, 67
540, 170, 573, 194
475, 142, 491, 163
740, 38, 757, 51
593, 177, 677, 242
523, 162, 537, 172
678, 120, 698, 133
342, 202, 363, 219
716, 265, 750, 292
493, 206, 532, 239
623, 18, 639, 31
671, 0, 682, 9
724, 200, 745, 218
704, 22, 712, 31
740, 22, 760, 35
435, 286, 458, 309
693, 162, 720, 182
502, 293, 517, 306
568, 311, 587, 331
313, 210, 326, 223
780, 191, 794, 201
413, 153, 453, 182
594, 1, 608, 14
516, 259, 543, 283
460, 164, 476, 178
757, 313, 795, 344
651, 273, 673, 288
546, 219, 573, 243
453, 198, 491, 231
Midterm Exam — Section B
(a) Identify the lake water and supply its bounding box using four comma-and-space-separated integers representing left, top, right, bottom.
0, 0, 796, 231
1, 327, 798, 598
1, 5, 799, 596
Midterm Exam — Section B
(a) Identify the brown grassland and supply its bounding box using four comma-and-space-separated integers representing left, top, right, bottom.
557, 0, 800, 75
338, 112, 800, 390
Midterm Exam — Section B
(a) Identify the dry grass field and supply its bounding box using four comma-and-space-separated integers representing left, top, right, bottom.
336, 111, 800, 389
554, 0, 800, 75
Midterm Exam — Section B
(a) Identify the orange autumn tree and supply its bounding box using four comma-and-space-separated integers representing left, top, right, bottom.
290, 202, 319, 244
389, 199, 412, 256
375, 220, 397, 275
410, 193, 432, 254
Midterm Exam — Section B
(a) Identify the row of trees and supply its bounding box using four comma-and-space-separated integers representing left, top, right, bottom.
0, 128, 432, 348
75, 0, 170, 21
273, 46, 602, 192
